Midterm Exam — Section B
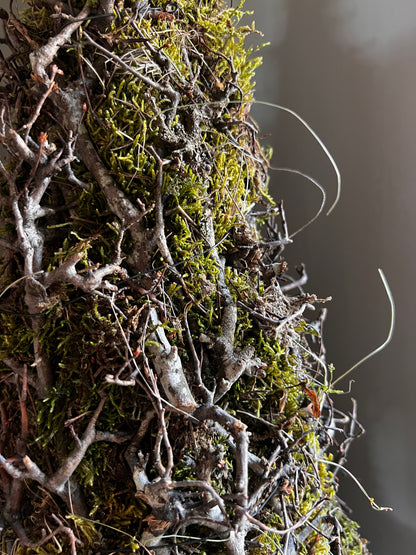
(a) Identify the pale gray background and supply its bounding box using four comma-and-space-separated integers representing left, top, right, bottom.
245, 1, 416, 554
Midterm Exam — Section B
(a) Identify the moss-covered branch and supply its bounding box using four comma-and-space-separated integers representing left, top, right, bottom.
0, 1, 373, 553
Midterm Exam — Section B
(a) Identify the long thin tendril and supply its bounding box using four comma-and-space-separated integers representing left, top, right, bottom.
320, 458, 393, 511
269, 166, 327, 238
331, 269, 395, 388
253, 100, 341, 215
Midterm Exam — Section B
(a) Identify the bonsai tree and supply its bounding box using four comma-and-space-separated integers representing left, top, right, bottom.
0, 1, 382, 552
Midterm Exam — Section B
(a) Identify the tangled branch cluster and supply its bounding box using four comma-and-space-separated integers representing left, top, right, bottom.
0, 1, 370, 553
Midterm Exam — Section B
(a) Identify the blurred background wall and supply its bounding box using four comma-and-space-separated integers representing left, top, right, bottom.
245, 1, 416, 553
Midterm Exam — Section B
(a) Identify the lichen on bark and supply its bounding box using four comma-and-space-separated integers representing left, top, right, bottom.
0, 1, 370, 553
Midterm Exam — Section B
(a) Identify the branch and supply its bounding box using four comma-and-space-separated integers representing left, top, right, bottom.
76, 125, 154, 273
171, 480, 230, 524
30, 2, 91, 80
46, 396, 106, 493
1, 128, 40, 165
183, 305, 213, 404
243, 497, 328, 535
0, 396, 129, 516
21, 64, 64, 142
147, 307, 197, 413
1, 358, 37, 389
198, 206, 265, 401
14, 514, 82, 554
41, 251, 121, 293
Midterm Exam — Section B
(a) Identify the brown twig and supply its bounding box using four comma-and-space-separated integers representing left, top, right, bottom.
21, 65, 63, 142
83, 30, 180, 126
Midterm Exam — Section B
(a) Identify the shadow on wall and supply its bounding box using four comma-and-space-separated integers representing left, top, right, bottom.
245, 0, 416, 554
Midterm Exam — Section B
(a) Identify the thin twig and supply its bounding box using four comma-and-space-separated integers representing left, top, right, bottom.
243, 497, 328, 535
30, 2, 91, 79
22, 65, 63, 142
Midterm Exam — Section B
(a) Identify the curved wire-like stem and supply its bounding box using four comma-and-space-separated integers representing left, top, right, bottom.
253, 100, 341, 216
331, 269, 395, 388
320, 458, 392, 512
269, 166, 326, 238
67, 515, 153, 554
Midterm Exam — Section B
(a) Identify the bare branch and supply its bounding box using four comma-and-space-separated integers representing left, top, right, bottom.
147, 307, 197, 413
30, 3, 91, 80
41, 251, 121, 293
243, 497, 328, 536
83, 30, 180, 126
2, 128, 40, 165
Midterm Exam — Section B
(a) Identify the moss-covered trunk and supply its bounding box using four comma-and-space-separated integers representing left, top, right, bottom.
0, 1, 370, 553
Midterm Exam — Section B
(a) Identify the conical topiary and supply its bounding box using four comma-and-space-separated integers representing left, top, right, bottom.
0, 1, 377, 553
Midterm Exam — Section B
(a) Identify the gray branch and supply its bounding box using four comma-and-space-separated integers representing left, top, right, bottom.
147, 307, 197, 413
77, 125, 154, 273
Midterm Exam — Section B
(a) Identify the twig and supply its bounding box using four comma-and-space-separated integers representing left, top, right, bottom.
83, 31, 180, 125
2, 128, 40, 166
108, 297, 199, 419
172, 480, 230, 524
273, 303, 309, 335
77, 124, 152, 273
21, 65, 63, 142
14, 513, 82, 553
183, 304, 213, 403
153, 428, 166, 476
146, 306, 197, 413
281, 263, 308, 293
243, 497, 328, 535
269, 167, 327, 239
41, 252, 122, 293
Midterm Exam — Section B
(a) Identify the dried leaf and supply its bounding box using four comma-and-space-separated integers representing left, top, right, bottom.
299, 382, 321, 418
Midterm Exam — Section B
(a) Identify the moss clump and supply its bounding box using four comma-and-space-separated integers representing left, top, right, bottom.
0, 0, 372, 553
